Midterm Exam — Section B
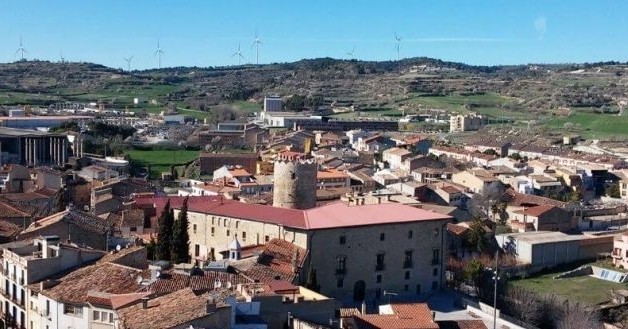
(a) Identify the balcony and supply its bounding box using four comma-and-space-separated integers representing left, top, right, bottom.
375, 263, 385, 272
335, 268, 347, 275
403, 260, 413, 269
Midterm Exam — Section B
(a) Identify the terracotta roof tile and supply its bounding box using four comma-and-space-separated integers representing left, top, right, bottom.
117, 288, 231, 329
243, 239, 307, 284
513, 204, 557, 217
40, 262, 143, 305
139, 269, 251, 295
353, 303, 439, 329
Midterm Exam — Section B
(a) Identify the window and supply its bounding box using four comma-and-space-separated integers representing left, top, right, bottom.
194, 244, 200, 257
224, 219, 228, 227
265, 235, 270, 242
432, 249, 440, 265
376, 274, 382, 283
405, 271, 410, 280
93, 310, 100, 321
403, 250, 413, 268
109, 313, 114, 323
336, 256, 347, 274
376, 253, 385, 271
242, 232, 246, 241
235, 221, 239, 229
433, 268, 438, 276
63, 304, 83, 317
407, 230, 413, 239
379, 233, 385, 241
130, 227, 137, 232
339, 235, 346, 245
337, 278, 344, 288
211, 227, 215, 236
433, 228, 440, 237
226, 230, 230, 237
193, 224, 197, 233
416, 284, 421, 295
211, 217, 215, 225
45, 300, 50, 316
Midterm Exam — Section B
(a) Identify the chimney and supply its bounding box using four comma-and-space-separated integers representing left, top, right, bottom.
141, 297, 149, 309
206, 301, 216, 314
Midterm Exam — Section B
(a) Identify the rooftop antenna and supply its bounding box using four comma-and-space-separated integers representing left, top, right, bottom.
124, 56, 134, 72
346, 47, 355, 60
15, 36, 27, 61
394, 33, 402, 61
251, 29, 262, 65
154, 41, 164, 69
232, 43, 245, 66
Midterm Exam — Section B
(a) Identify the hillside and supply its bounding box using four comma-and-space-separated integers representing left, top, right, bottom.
0, 58, 627, 129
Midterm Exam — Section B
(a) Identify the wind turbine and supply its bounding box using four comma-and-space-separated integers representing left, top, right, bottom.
14, 37, 27, 61
232, 43, 245, 66
124, 56, 134, 72
154, 42, 164, 69
251, 29, 262, 65
394, 33, 402, 60
59, 50, 65, 63
346, 47, 355, 59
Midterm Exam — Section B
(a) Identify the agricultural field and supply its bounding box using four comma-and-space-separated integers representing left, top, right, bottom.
402, 92, 532, 120
124, 149, 200, 178
546, 111, 628, 138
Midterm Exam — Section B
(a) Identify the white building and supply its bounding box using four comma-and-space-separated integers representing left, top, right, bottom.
0, 236, 104, 329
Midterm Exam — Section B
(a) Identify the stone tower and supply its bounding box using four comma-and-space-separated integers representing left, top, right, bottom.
272, 153, 318, 210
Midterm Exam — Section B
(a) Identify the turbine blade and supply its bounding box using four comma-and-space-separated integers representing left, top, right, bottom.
14, 49, 20, 57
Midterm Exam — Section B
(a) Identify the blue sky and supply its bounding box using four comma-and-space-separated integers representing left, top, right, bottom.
1, 1, 627, 69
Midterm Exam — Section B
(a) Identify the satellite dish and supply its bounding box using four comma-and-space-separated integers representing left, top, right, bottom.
116, 245, 121, 251
156, 270, 162, 278
135, 275, 143, 284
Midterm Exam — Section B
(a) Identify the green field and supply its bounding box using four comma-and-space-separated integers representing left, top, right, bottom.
401, 92, 532, 120
510, 262, 626, 305
124, 149, 200, 178
546, 112, 628, 138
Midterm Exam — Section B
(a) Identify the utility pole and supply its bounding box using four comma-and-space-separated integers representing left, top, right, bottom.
492, 250, 499, 329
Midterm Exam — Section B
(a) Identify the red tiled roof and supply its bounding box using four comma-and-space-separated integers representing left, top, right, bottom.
303, 202, 451, 230
40, 262, 143, 305
171, 198, 450, 230
354, 303, 439, 329
117, 288, 228, 329
447, 223, 469, 236
500, 189, 567, 208
243, 239, 307, 284
139, 269, 251, 295
513, 204, 557, 217
0, 200, 31, 218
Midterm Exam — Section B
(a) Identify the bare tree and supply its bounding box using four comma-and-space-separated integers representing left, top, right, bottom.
504, 286, 542, 326
557, 302, 603, 329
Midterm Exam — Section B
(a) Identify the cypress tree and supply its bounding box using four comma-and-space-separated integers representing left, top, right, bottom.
171, 197, 190, 263
156, 200, 174, 261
